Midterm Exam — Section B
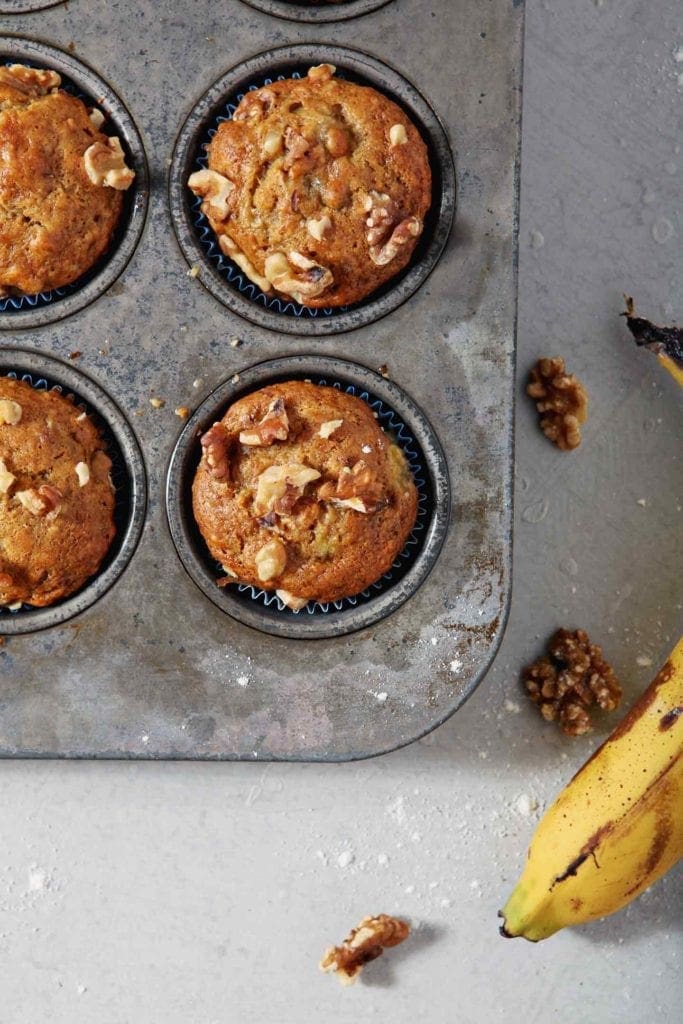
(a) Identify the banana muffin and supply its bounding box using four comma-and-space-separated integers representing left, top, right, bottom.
188, 63, 431, 308
0, 377, 116, 608
0, 63, 135, 298
192, 380, 418, 607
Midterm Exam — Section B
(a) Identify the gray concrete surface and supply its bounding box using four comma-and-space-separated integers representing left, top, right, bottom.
1, 0, 681, 1021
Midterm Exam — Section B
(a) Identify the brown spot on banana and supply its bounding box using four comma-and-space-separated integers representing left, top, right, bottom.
659, 706, 682, 731
550, 823, 613, 889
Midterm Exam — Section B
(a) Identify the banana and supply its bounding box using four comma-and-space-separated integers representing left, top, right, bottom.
499, 636, 683, 941
623, 296, 683, 387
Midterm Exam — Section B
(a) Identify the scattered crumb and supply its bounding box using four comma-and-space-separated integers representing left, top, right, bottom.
375, 691, 388, 703
68, 350, 82, 360
636, 655, 653, 668
187, 265, 200, 278
504, 699, 521, 713
513, 793, 539, 817
230, 337, 242, 348
150, 397, 165, 409
377, 853, 389, 866
337, 850, 355, 869
174, 406, 190, 420
236, 675, 249, 687
76, 985, 87, 996
636, 498, 647, 507
378, 364, 389, 378
141, 734, 149, 744
192, 378, 203, 389
450, 659, 462, 674
231, 374, 240, 384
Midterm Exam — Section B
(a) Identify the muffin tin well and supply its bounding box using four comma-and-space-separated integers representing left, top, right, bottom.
0, 36, 148, 330
166, 356, 450, 639
0, 350, 146, 636
169, 43, 455, 336
239, 0, 394, 23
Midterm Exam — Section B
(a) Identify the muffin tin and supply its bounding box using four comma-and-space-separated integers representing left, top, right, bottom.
0, 0, 524, 761
239, 1, 394, 23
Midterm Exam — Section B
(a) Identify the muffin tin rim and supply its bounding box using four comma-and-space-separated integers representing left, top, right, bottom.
0, 34, 150, 330
165, 354, 451, 640
237, 0, 394, 25
0, 347, 148, 636
0, 1, 64, 12
168, 41, 456, 337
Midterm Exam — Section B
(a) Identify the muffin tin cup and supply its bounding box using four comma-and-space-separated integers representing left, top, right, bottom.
169, 43, 455, 337
166, 356, 451, 640
0, 36, 149, 330
0, 349, 147, 636
238, 0, 394, 23
0, 2, 63, 11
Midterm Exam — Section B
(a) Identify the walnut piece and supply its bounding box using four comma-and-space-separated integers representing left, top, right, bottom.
264, 251, 334, 301
255, 539, 287, 582
527, 357, 588, 451
389, 123, 408, 146
306, 214, 332, 242
0, 399, 22, 426
84, 137, 135, 190
75, 462, 90, 487
276, 589, 308, 611
89, 108, 105, 130
307, 63, 337, 83
262, 129, 283, 159
188, 168, 234, 221
523, 628, 622, 736
364, 191, 422, 266
320, 914, 410, 986
318, 419, 343, 439
218, 235, 272, 293
255, 463, 321, 515
200, 423, 231, 481
239, 398, 289, 447
0, 458, 16, 495
0, 64, 61, 95
15, 485, 62, 518
318, 460, 388, 514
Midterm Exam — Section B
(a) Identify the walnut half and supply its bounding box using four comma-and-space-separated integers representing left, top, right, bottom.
15, 485, 62, 518
527, 357, 588, 451
264, 251, 334, 302
320, 914, 410, 986
523, 628, 622, 736
318, 460, 388, 514
188, 168, 234, 222
239, 398, 289, 447
200, 424, 231, 481
363, 191, 422, 267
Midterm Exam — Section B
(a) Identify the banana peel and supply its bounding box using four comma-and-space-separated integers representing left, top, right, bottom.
499, 637, 683, 941
623, 296, 683, 387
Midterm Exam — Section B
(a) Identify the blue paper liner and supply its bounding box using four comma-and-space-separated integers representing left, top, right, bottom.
0, 59, 134, 316
0, 371, 129, 616
209, 378, 431, 616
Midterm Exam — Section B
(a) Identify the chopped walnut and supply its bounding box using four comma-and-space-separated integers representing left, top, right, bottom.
15, 485, 62, 518
255, 463, 321, 515
0, 64, 61, 95
0, 399, 22, 426
364, 191, 422, 266
262, 129, 283, 159
318, 419, 343, 439
74, 462, 90, 487
264, 251, 334, 301
282, 127, 325, 177
200, 423, 231, 481
324, 125, 350, 158
307, 64, 337, 83
255, 539, 287, 582
188, 168, 234, 221
232, 87, 275, 123
0, 458, 16, 495
276, 589, 308, 611
527, 357, 588, 451
389, 123, 408, 146
218, 235, 272, 293
320, 914, 410, 986
318, 460, 388, 514
89, 108, 105, 130
523, 628, 622, 736
239, 398, 289, 446
84, 136, 135, 190
306, 214, 332, 242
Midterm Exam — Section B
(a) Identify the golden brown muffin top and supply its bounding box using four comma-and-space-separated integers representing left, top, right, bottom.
188, 64, 431, 308
192, 380, 418, 606
0, 377, 116, 608
0, 64, 134, 297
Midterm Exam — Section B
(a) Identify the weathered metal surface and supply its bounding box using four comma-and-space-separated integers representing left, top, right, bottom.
0, 0, 523, 760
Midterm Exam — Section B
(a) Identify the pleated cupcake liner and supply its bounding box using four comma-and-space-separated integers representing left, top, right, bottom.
212, 378, 431, 616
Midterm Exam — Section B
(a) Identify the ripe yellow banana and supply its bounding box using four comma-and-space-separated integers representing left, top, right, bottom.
623, 296, 683, 387
500, 636, 683, 941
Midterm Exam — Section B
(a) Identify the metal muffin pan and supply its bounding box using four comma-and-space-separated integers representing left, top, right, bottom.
170, 43, 455, 336
166, 355, 450, 640
0, 0, 523, 760
0, 1, 62, 12
0, 349, 147, 636
0, 36, 149, 330
239, 1, 394, 24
